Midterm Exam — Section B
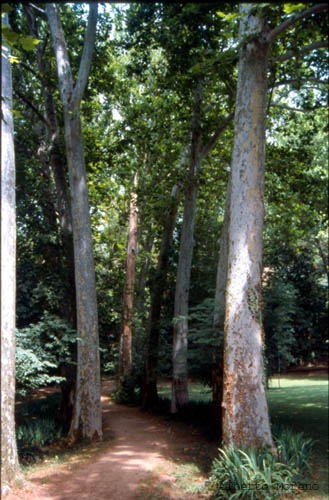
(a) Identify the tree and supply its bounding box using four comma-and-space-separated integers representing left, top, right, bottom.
212, 173, 231, 422
171, 84, 233, 413
23, 4, 76, 328
1, 11, 21, 494
45, 3, 102, 442
142, 183, 181, 408
119, 171, 138, 395
222, 2, 328, 449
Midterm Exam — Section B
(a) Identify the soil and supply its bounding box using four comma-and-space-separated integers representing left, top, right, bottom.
5, 380, 217, 500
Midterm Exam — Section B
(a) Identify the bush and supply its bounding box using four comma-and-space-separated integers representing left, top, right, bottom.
16, 393, 64, 462
16, 312, 76, 396
207, 428, 316, 499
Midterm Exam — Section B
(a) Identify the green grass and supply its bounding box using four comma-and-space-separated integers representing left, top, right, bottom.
158, 375, 328, 498
267, 376, 328, 499
158, 382, 212, 403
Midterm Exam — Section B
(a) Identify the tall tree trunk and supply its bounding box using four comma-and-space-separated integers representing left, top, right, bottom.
119, 171, 139, 393
46, 3, 102, 442
212, 173, 231, 423
171, 81, 203, 413
1, 15, 21, 494
25, 6, 76, 429
222, 4, 274, 450
142, 184, 181, 409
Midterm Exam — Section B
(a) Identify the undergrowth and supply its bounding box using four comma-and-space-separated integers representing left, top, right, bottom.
16, 392, 65, 463
207, 427, 316, 499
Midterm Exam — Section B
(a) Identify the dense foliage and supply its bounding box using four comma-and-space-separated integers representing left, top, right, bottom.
7, 1, 328, 398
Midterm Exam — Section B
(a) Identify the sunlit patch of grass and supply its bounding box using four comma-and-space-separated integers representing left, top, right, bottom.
158, 382, 212, 403
267, 376, 328, 499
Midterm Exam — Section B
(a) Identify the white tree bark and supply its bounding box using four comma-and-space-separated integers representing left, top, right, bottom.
222, 4, 274, 450
1, 15, 21, 494
46, 3, 102, 441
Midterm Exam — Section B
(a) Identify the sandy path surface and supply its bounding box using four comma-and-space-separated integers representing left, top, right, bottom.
5, 381, 213, 500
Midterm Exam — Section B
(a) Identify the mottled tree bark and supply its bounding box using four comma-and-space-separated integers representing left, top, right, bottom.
119, 172, 139, 393
222, 4, 274, 450
46, 3, 102, 442
1, 15, 21, 494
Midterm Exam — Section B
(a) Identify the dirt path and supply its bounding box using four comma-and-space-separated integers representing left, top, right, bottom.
6, 381, 215, 500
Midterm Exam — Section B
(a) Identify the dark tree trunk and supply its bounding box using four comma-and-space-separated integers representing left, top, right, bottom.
142, 185, 181, 409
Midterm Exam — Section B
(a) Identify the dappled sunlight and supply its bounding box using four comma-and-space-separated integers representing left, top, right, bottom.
19, 381, 215, 500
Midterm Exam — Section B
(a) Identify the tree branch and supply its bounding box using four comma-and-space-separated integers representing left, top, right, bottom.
46, 4, 74, 107
269, 103, 319, 113
71, 3, 98, 106
16, 90, 51, 129
271, 41, 328, 64
201, 111, 234, 159
18, 61, 42, 81
272, 77, 329, 88
266, 4, 328, 45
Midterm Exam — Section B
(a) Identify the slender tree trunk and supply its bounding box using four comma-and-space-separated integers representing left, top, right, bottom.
119, 172, 139, 392
212, 173, 231, 423
142, 185, 181, 409
171, 81, 203, 413
1, 15, 21, 494
135, 231, 154, 315
222, 4, 274, 450
46, 3, 102, 442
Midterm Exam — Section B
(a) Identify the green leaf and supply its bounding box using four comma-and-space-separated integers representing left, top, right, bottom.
216, 11, 226, 18
283, 4, 305, 14
20, 35, 41, 51
2, 25, 20, 43
216, 11, 239, 22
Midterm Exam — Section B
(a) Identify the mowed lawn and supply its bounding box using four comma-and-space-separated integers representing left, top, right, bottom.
267, 374, 328, 499
158, 374, 328, 498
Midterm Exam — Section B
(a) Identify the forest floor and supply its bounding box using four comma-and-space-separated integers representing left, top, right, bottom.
6, 380, 217, 500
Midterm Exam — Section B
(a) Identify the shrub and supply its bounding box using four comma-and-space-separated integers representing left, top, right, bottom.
16, 312, 76, 396
207, 428, 316, 499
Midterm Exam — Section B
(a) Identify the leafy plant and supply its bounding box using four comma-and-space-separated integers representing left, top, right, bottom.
17, 418, 63, 449
16, 393, 64, 462
16, 312, 76, 396
207, 427, 316, 499
273, 426, 316, 475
